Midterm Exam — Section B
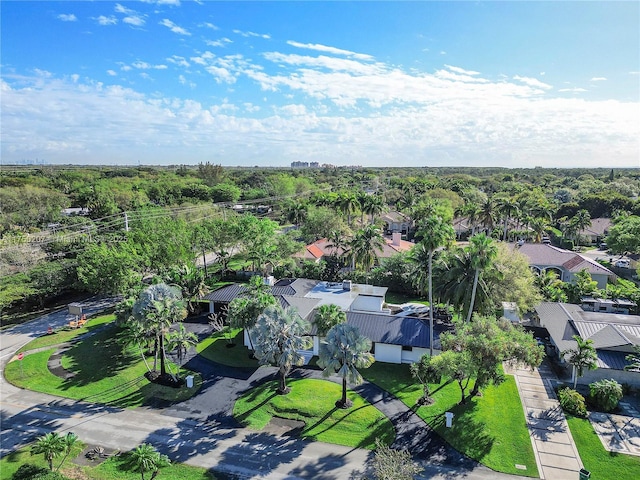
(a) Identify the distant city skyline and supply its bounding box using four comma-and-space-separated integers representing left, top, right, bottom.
1, 1, 639, 168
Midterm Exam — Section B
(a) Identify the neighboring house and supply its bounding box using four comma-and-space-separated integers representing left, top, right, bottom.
61, 207, 89, 216
382, 211, 410, 234
578, 218, 612, 245
452, 217, 471, 238
581, 297, 637, 315
203, 277, 441, 364
535, 302, 640, 387
514, 243, 616, 289
295, 232, 415, 264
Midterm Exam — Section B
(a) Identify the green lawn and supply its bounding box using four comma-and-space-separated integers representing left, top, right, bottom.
196, 328, 259, 368
0, 442, 218, 480
233, 378, 395, 449
363, 362, 538, 477
17, 313, 116, 353
5, 323, 203, 408
566, 415, 640, 480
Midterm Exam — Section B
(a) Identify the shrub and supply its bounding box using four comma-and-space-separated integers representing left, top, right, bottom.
558, 387, 587, 417
589, 379, 623, 412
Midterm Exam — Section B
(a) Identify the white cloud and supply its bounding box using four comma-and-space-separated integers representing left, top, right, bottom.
233, 29, 270, 39
286, 41, 373, 61
107, 70, 117, 76
590, 77, 607, 81
262, 52, 385, 76
131, 61, 168, 70
167, 55, 190, 68
159, 19, 190, 36
445, 64, 480, 76
630, 71, 640, 75
96, 15, 117, 26
115, 4, 134, 15
201, 22, 219, 30
513, 75, 552, 90
57, 14, 77, 22
559, 87, 588, 93
205, 38, 232, 47
123, 16, 145, 27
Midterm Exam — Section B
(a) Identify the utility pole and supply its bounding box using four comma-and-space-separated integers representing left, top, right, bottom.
124, 212, 129, 232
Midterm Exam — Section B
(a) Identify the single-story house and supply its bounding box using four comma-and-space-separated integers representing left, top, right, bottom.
295, 232, 415, 264
578, 218, 612, 245
535, 302, 640, 387
202, 277, 442, 364
514, 243, 616, 289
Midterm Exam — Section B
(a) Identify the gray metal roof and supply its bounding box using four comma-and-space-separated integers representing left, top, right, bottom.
596, 350, 632, 370
280, 295, 320, 321
345, 311, 440, 349
203, 284, 247, 303
535, 302, 581, 352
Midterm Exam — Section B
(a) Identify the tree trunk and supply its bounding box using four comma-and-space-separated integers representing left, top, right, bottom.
458, 379, 466, 404
466, 269, 480, 323
428, 251, 434, 357
277, 368, 290, 394
342, 377, 348, 405
159, 335, 167, 376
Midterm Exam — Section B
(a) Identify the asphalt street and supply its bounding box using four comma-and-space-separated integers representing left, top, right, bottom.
1, 300, 532, 480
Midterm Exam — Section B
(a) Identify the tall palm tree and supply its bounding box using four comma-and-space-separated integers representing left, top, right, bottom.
495, 194, 520, 241
465, 233, 498, 323
570, 209, 591, 245
562, 335, 598, 389
313, 303, 346, 337
168, 323, 198, 364
251, 305, 312, 394
127, 443, 171, 480
413, 216, 455, 356
478, 197, 496, 233
31, 432, 65, 471
318, 323, 374, 408
338, 192, 359, 227
284, 200, 308, 227
326, 230, 350, 258
362, 194, 386, 225
349, 225, 385, 273
165, 263, 209, 314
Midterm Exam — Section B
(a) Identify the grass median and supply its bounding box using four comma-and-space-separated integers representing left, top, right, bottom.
363, 362, 538, 477
5, 319, 202, 408
233, 378, 394, 449
196, 328, 259, 368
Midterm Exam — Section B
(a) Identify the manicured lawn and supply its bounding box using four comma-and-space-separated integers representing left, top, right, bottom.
0, 442, 218, 480
197, 328, 259, 368
363, 363, 538, 477
233, 378, 395, 449
5, 323, 203, 408
566, 414, 640, 480
17, 313, 116, 353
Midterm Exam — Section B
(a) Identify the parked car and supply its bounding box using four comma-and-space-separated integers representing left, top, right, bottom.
599, 242, 608, 250
614, 259, 630, 268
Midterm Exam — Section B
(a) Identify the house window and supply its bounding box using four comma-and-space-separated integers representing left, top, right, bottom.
402, 345, 413, 352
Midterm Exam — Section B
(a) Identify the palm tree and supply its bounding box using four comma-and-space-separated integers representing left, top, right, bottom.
412, 216, 455, 356
465, 233, 497, 323
318, 323, 374, 408
349, 225, 385, 273
55, 432, 78, 472
478, 197, 497, 233
362, 194, 386, 225
495, 194, 520, 241
326, 230, 350, 258
314, 303, 346, 337
127, 443, 171, 480
251, 305, 312, 394
168, 323, 198, 364
120, 320, 154, 372
131, 283, 186, 377
165, 263, 209, 314
227, 275, 277, 352
284, 200, 308, 227
570, 209, 591, 246
562, 335, 598, 389
31, 432, 65, 471
338, 192, 359, 227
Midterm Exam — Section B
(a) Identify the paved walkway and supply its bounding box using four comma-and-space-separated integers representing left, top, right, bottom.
509, 362, 583, 480
589, 411, 640, 456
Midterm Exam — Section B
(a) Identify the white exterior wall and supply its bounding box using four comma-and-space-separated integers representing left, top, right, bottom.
313, 336, 321, 356
374, 343, 402, 364
350, 295, 384, 312
401, 347, 431, 364
577, 368, 640, 388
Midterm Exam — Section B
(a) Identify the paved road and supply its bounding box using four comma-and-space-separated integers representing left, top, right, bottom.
1, 304, 532, 479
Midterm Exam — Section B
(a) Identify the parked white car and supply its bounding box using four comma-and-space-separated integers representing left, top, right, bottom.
614, 259, 630, 268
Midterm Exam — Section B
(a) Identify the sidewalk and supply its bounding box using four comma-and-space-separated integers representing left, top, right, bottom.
509, 361, 583, 480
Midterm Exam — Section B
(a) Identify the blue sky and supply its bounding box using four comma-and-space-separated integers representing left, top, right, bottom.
1, 1, 639, 168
